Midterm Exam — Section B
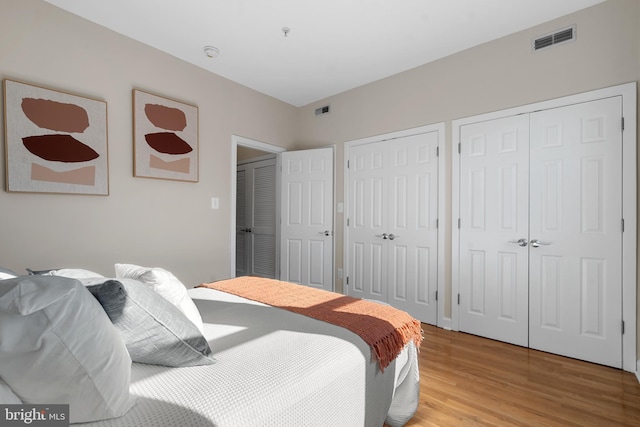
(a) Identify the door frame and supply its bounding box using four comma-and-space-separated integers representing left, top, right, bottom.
230, 135, 285, 278
451, 82, 637, 372
343, 122, 447, 326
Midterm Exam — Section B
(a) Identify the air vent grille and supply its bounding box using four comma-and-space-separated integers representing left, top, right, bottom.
533, 25, 576, 52
315, 105, 330, 116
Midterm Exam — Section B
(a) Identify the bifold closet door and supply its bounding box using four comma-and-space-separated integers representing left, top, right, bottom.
528, 97, 623, 368
236, 158, 277, 279
458, 115, 530, 346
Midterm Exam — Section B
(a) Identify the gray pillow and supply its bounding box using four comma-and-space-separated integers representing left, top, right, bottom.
85, 278, 215, 367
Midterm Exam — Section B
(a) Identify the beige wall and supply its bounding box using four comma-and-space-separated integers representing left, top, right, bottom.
2, 0, 640, 356
294, 0, 640, 336
0, 0, 298, 285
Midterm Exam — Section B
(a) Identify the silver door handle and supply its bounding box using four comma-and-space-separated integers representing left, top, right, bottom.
375, 233, 388, 240
508, 238, 528, 247
530, 239, 551, 248
388, 234, 399, 241
318, 230, 331, 236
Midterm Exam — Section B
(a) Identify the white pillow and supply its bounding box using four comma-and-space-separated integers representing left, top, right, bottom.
0, 378, 22, 404
115, 263, 204, 333
0, 276, 135, 423
49, 268, 105, 279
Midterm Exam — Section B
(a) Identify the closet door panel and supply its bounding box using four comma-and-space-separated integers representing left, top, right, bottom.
458, 115, 530, 346
347, 141, 389, 302
529, 96, 623, 368
387, 132, 439, 323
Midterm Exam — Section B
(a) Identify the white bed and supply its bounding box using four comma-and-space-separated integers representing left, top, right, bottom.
76, 287, 420, 427
0, 266, 420, 427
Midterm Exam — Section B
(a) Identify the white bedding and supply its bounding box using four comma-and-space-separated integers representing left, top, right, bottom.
75, 287, 419, 426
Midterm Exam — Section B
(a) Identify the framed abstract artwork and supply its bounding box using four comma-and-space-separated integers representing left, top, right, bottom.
3, 79, 109, 195
133, 89, 199, 182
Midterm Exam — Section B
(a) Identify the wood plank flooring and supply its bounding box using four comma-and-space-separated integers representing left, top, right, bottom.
403, 324, 640, 426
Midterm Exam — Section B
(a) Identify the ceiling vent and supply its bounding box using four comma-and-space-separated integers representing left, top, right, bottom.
315, 105, 330, 116
533, 25, 576, 52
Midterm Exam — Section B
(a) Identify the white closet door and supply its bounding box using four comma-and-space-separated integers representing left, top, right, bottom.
280, 148, 334, 291
347, 140, 389, 302
458, 115, 530, 346
347, 132, 440, 323
387, 133, 439, 323
529, 97, 623, 367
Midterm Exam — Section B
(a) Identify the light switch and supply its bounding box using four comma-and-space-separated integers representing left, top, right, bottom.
337, 202, 344, 213
211, 197, 219, 209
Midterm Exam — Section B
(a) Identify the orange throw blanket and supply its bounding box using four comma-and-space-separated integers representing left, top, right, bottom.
197, 277, 422, 371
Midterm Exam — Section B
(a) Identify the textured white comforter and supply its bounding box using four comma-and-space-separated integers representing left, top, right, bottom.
76, 287, 419, 426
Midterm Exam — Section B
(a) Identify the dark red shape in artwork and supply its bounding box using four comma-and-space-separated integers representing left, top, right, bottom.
22, 135, 99, 162
21, 98, 90, 133
144, 132, 193, 155
144, 104, 187, 131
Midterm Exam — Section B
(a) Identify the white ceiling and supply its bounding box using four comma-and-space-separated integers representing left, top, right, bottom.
43, 0, 605, 107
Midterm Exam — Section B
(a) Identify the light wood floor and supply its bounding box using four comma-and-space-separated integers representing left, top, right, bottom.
403, 324, 640, 426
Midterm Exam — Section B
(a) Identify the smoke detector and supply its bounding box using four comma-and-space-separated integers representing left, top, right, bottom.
203, 46, 220, 58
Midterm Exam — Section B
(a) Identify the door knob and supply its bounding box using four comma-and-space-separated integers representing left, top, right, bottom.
530, 239, 551, 248
388, 234, 399, 241
508, 238, 528, 247
375, 233, 389, 240
318, 230, 331, 236
243, 228, 252, 233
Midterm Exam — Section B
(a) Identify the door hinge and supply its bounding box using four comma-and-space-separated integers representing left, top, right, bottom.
621, 218, 625, 232
621, 117, 625, 132
435, 290, 438, 301
346, 276, 349, 286
347, 160, 350, 169
347, 218, 350, 227
458, 218, 461, 229
457, 293, 461, 305
622, 320, 625, 334
458, 142, 461, 154
436, 218, 439, 229
436, 146, 440, 157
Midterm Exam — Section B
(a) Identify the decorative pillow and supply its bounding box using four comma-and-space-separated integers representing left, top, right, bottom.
0, 378, 22, 404
26, 267, 58, 275
27, 268, 105, 279
0, 276, 135, 423
0, 267, 18, 278
114, 263, 204, 333
84, 278, 215, 367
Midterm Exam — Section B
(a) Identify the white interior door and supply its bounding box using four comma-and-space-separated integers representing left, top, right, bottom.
347, 132, 440, 323
458, 115, 530, 346
528, 97, 623, 368
458, 96, 624, 368
280, 147, 334, 291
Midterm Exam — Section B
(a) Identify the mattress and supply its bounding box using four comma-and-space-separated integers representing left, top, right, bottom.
75, 287, 419, 426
